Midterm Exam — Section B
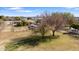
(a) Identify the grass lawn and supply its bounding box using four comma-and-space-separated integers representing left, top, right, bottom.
3, 30, 79, 51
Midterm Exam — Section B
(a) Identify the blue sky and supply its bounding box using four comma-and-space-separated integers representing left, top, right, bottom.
0, 7, 79, 17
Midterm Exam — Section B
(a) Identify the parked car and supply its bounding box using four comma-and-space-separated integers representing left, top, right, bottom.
68, 28, 79, 34
28, 24, 38, 30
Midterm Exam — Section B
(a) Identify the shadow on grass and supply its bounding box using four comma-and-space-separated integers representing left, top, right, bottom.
63, 32, 79, 40
5, 35, 59, 51
70, 35, 79, 40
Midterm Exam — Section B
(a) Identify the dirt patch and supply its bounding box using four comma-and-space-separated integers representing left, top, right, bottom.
0, 30, 32, 50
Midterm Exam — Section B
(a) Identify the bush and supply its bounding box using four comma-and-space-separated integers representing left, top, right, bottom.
70, 24, 79, 29
21, 20, 28, 26
14, 20, 28, 27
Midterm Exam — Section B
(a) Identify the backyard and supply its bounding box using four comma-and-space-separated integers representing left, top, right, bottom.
0, 8, 79, 51
0, 30, 79, 51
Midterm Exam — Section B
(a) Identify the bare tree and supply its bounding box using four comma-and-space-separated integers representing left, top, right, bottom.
37, 22, 48, 38
33, 13, 49, 38
33, 19, 48, 38
41, 13, 65, 36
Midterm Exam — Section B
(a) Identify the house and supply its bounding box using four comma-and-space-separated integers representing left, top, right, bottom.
0, 16, 42, 32
0, 20, 21, 32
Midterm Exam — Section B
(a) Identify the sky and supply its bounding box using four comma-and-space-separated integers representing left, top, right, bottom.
0, 7, 79, 17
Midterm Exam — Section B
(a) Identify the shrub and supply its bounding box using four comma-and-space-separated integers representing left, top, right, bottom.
14, 20, 27, 27
70, 24, 79, 29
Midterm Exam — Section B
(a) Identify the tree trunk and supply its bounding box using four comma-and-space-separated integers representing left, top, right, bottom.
52, 30, 55, 36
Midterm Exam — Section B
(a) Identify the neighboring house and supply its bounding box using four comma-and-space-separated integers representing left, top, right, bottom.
0, 20, 21, 32
4, 21, 21, 26
0, 16, 42, 32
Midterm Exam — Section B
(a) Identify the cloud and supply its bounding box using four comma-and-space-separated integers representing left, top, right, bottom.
66, 7, 75, 9
9, 7, 22, 10
8, 7, 32, 12
65, 7, 79, 10
16, 10, 32, 12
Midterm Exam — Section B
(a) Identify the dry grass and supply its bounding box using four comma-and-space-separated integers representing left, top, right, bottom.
0, 30, 79, 51
0, 30, 32, 50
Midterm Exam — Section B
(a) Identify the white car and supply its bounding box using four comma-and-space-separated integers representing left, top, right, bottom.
28, 24, 38, 30
68, 28, 79, 34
